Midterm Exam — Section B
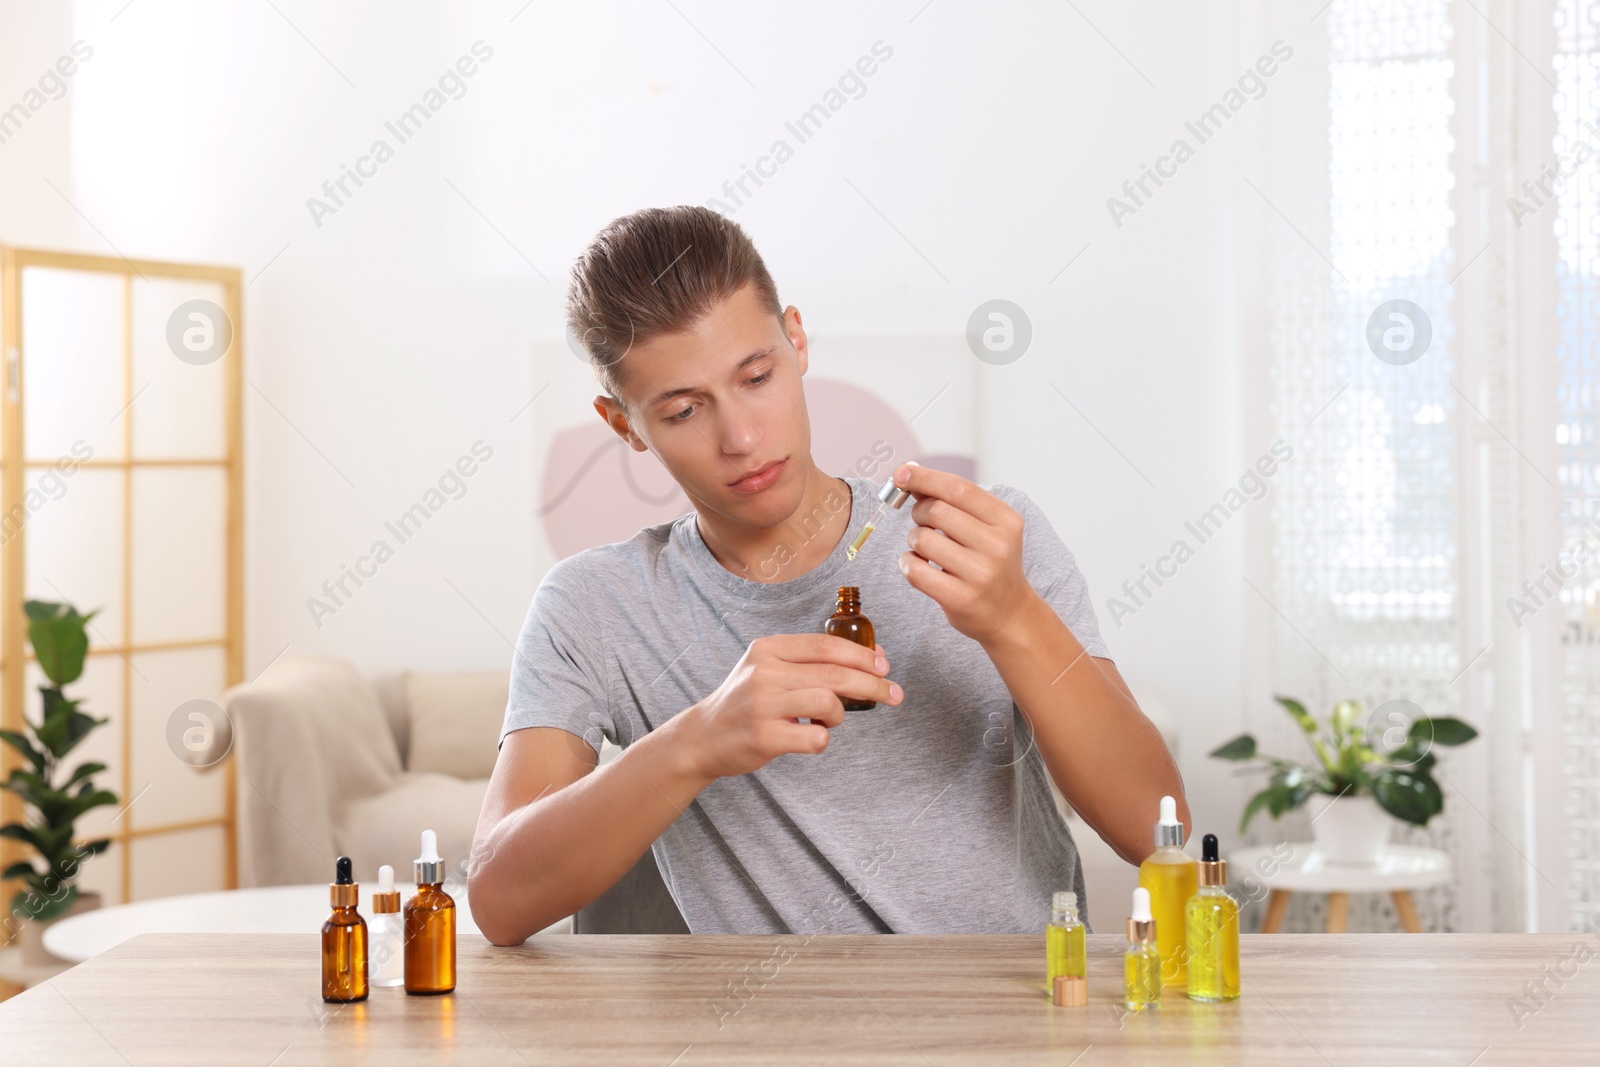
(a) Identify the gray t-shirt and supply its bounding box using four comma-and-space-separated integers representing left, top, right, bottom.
499, 474, 1112, 934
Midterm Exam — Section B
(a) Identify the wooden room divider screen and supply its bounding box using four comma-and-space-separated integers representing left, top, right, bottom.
0, 247, 243, 940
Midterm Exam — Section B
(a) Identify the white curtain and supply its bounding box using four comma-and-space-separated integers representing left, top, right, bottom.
1240, 0, 1592, 933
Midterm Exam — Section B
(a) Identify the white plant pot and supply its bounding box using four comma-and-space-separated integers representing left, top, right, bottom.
1307, 793, 1392, 865
17, 889, 102, 967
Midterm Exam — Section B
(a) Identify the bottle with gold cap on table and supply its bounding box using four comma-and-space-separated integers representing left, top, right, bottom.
1124, 886, 1161, 1012
1185, 832, 1241, 1002
369, 863, 404, 988
1046, 889, 1087, 1006
321, 855, 368, 1003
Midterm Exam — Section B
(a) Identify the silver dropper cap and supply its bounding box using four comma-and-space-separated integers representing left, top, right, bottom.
1154, 794, 1185, 847
414, 829, 446, 885
878, 461, 918, 509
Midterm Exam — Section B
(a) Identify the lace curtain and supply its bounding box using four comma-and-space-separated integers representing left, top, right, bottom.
1242, 0, 1594, 932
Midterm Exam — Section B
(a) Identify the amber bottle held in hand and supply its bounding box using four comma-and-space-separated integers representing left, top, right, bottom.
824, 586, 876, 711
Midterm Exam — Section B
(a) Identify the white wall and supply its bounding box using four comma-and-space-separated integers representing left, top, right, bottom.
0, 0, 1256, 843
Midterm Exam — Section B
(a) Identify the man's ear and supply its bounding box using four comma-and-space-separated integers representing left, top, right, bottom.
594, 394, 649, 452
783, 305, 808, 375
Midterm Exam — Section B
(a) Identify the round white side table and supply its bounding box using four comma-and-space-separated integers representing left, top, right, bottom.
41, 883, 571, 964
1229, 845, 1452, 933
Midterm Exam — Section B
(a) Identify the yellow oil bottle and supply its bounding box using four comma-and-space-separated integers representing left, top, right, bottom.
1123, 886, 1161, 1012
1045, 890, 1086, 991
1138, 794, 1197, 989
1185, 833, 1241, 1002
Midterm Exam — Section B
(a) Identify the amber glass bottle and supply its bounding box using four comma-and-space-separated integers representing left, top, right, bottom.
404, 830, 456, 995
321, 855, 368, 1003
824, 586, 876, 710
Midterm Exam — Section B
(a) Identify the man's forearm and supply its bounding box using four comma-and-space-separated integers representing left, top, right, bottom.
470, 712, 713, 944
979, 591, 1189, 865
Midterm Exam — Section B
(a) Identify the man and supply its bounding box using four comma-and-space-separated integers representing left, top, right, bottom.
468, 205, 1187, 943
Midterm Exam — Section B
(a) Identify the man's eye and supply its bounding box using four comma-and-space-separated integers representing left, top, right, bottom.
668, 405, 695, 423
750, 372, 771, 385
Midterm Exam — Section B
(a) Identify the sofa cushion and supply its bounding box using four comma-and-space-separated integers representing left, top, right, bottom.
337, 771, 490, 887
230, 655, 402, 810
370, 671, 411, 763
405, 670, 508, 779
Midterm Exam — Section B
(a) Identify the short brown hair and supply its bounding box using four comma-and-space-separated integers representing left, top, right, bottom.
566, 205, 783, 404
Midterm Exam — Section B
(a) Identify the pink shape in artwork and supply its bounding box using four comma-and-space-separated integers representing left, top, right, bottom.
538, 378, 970, 559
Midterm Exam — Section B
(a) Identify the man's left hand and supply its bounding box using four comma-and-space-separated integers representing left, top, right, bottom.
892, 462, 1037, 646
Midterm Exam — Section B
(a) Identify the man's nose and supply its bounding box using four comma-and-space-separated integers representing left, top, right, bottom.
715, 398, 764, 456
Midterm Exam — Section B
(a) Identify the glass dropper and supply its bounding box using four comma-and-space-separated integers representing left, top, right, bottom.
846, 464, 917, 561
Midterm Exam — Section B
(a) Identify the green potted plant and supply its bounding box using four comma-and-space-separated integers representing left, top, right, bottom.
0, 600, 117, 964
1210, 695, 1478, 864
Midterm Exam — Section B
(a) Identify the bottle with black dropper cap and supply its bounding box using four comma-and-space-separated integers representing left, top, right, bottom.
1184, 833, 1241, 1002
321, 855, 368, 1002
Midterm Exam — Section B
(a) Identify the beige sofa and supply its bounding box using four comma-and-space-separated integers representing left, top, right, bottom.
226, 655, 682, 935
226, 655, 1149, 935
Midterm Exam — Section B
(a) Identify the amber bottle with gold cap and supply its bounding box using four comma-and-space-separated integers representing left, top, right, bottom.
321, 855, 368, 1002
824, 586, 876, 710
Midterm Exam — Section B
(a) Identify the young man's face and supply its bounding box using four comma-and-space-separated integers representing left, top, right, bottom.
595, 281, 816, 528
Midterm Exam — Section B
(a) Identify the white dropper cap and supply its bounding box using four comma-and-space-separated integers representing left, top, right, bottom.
1131, 886, 1153, 923
373, 862, 401, 913
1154, 794, 1184, 847
1128, 886, 1156, 942
415, 829, 445, 884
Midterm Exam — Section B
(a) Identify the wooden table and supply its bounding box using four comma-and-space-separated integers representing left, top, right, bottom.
2, 931, 1596, 1064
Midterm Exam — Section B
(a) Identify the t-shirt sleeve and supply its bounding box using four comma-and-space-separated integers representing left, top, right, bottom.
498, 557, 616, 756
992, 484, 1112, 662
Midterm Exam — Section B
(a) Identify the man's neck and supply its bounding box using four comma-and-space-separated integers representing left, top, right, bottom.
694, 463, 853, 583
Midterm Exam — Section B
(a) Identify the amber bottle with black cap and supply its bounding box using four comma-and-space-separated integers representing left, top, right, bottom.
321, 855, 368, 1002
824, 586, 876, 710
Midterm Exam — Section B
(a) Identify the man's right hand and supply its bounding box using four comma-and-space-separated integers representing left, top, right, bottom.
471, 634, 899, 943
679, 633, 903, 780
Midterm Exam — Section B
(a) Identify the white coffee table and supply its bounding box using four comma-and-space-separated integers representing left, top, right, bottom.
1230, 844, 1452, 933
42, 883, 572, 964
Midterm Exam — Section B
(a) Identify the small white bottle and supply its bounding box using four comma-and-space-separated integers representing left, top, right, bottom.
369, 864, 404, 987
